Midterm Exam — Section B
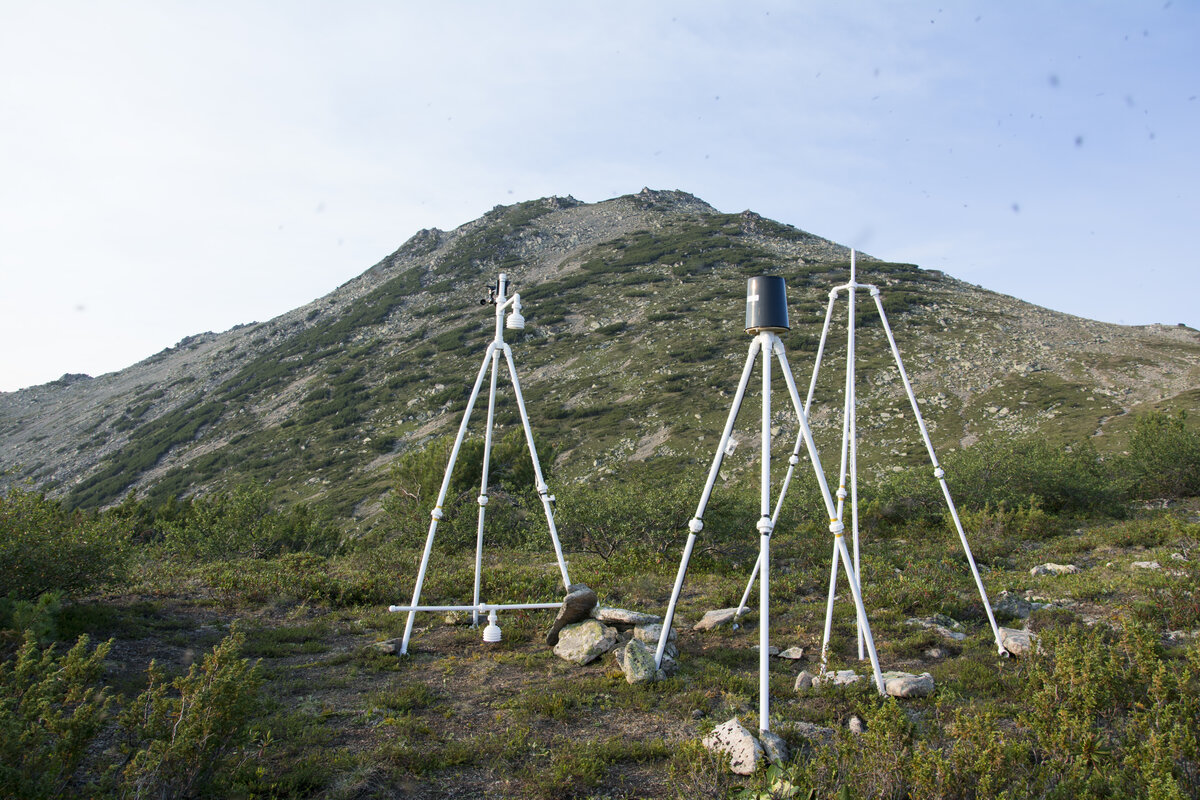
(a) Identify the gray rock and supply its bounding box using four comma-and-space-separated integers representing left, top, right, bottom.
794, 670, 815, 691
787, 720, 835, 744
702, 718, 764, 776
905, 614, 967, 641
813, 669, 861, 687
759, 730, 790, 764
442, 611, 470, 625
1029, 563, 1080, 576
545, 584, 599, 646
633, 623, 676, 643
553, 619, 617, 664
882, 671, 935, 698
591, 606, 662, 626
924, 646, 949, 659
993, 591, 1033, 619
777, 646, 805, 660
372, 638, 402, 654
1132, 560, 1162, 571
620, 638, 662, 684
848, 714, 867, 734
693, 607, 742, 631
751, 645, 780, 656
999, 627, 1037, 657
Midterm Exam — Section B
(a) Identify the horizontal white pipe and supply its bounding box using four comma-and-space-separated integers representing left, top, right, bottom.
389, 602, 562, 613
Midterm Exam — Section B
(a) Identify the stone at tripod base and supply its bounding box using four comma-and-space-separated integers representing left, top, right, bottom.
545, 584, 598, 646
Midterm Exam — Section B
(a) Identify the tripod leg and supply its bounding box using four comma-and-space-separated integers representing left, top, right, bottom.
834, 532, 885, 694
472, 347, 502, 627
804, 289, 839, 415
775, 340, 884, 691
820, 539, 839, 672
501, 344, 571, 590
870, 291, 1007, 655
656, 338, 761, 669
401, 345, 496, 655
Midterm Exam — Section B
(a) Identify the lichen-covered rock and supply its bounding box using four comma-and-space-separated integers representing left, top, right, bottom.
777, 646, 805, 660
553, 619, 617, 664
759, 730, 790, 764
813, 669, 861, 687
905, 614, 967, 641
794, 670, 815, 691
619, 638, 662, 684
1029, 562, 1080, 576
882, 671, 935, 698
693, 608, 742, 631
545, 584, 599, 646
993, 591, 1033, 620
999, 627, 1038, 657
591, 607, 662, 626
702, 718, 764, 776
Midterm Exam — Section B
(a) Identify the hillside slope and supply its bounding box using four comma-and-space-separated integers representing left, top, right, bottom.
3, 188, 1199, 521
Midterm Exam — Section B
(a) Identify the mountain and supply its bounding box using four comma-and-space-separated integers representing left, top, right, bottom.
3, 188, 1199, 523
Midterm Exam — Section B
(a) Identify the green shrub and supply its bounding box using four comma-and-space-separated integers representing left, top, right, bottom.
114, 629, 266, 798
1122, 410, 1200, 499
0, 487, 130, 602
160, 482, 339, 561
872, 435, 1122, 520
0, 633, 115, 799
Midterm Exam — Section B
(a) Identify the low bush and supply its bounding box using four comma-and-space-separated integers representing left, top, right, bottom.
0, 487, 130, 603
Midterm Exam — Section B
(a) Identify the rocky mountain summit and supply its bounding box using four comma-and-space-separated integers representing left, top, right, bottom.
2, 188, 1199, 520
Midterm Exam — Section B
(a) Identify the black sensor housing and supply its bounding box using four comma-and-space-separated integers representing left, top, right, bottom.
745, 275, 789, 333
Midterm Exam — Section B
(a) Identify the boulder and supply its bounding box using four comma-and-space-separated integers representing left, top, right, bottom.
787, 720, 835, 745
1132, 561, 1162, 571
1029, 563, 1080, 576
372, 638, 402, 654
619, 638, 663, 684
633, 622, 676, 643
882, 671, 935, 698
794, 670, 815, 691
999, 627, 1037, 657
993, 591, 1033, 620
759, 730, 790, 764
777, 646, 805, 660
545, 584, 599, 646
693, 608, 743, 631
813, 669, 861, 687
553, 619, 617, 665
848, 715, 867, 734
591, 606, 662, 626
702, 718, 764, 776
905, 614, 967, 641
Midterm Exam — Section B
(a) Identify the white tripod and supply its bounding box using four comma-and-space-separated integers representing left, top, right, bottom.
390, 273, 572, 655
655, 279, 886, 736
732, 252, 1007, 663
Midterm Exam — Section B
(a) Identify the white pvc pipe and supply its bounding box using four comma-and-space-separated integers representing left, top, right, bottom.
871, 290, 1006, 655
502, 343, 571, 591
758, 334, 772, 734
390, 602, 562, 613
401, 343, 496, 655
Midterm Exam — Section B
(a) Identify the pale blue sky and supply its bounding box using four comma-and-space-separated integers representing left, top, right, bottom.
1, 1, 1196, 392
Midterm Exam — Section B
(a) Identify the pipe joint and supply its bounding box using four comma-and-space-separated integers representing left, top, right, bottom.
431, 508, 444, 521
934, 467, 945, 479
477, 495, 489, 506
689, 518, 704, 534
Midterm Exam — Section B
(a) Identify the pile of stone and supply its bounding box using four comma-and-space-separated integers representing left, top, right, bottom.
545, 585, 678, 683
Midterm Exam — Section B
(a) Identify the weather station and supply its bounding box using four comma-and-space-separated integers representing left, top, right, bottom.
389, 273, 572, 654
654, 275, 887, 737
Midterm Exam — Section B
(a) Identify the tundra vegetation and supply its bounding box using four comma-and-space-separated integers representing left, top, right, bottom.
2, 411, 1200, 798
